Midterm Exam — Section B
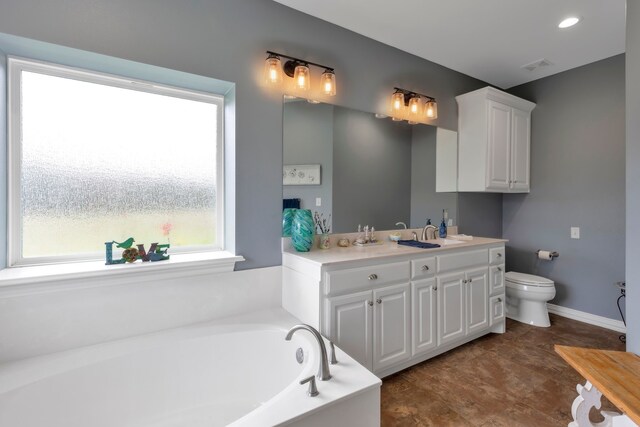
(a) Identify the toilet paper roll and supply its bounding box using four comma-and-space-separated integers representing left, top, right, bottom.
538, 250, 553, 261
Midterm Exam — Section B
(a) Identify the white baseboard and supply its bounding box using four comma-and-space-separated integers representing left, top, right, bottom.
547, 303, 626, 333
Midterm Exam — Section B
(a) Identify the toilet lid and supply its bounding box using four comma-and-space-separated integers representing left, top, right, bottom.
505, 271, 554, 287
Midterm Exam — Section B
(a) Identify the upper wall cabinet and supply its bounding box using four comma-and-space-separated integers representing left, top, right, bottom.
456, 87, 536, 193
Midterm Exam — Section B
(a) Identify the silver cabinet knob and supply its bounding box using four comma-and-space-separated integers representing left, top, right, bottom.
368, 274, 378, 280
497, 297, 502, 303
497, 253, 503, 258
497, 266, 502, 272
367, 300, 373, 307
469, 278, 473, 283
462, 279, 468, 284
421, 265, 430, 271
300, 375, 319, 397
433, 286, 438, 291
376, 298, 382, 304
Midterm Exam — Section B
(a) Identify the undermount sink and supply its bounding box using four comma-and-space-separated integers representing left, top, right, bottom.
414, 239, 463, 246
435, 238, 464, 246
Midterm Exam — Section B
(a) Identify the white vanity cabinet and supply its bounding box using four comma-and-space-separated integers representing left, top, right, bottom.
456, 87, 536, 193
488, 247, 506, 329
282, 238, 507, 377
436, 252, 490, 346
325, 263, 411, 372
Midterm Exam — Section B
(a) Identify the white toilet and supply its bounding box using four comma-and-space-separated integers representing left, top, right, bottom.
505, 272, 556, 327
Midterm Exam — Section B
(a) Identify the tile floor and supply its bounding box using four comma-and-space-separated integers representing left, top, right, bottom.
380, 314, 626, 426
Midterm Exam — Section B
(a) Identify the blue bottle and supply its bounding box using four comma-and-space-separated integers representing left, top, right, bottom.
439, 210, 447, 238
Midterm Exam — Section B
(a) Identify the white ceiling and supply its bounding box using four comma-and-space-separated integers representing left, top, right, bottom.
273, 0, 626, 89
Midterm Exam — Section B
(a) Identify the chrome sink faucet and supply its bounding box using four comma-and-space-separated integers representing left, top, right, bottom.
285, 324, 332, 380
395, 222, 407, 229
422, 225, 438, 241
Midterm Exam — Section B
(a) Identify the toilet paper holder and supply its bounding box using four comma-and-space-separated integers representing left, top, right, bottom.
536, 250, 559, 259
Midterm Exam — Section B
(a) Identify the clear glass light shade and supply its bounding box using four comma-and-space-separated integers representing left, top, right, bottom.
264, 56, 283, 86
425, 100, 438, 119
294, 64, 311, 91
321, 70, 336, 96
391, 92, 405, 121
408, 96, 422, 119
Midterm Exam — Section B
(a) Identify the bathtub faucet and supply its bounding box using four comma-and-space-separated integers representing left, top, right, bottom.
285, 324, 331, 381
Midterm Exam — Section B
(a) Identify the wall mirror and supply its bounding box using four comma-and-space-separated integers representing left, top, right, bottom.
283, 96, 458, 234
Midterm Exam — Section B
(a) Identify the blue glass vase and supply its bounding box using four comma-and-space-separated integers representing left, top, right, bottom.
291, 209, 314, 252
282, 208, 297, 237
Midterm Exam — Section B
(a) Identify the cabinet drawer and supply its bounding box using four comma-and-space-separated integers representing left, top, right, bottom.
411, 257, 436, 279
489, 264, 505, 295
490, 295, 505, 326
437, 249, 488, 273
325, 261, 410, 296
489, 246, 505, 265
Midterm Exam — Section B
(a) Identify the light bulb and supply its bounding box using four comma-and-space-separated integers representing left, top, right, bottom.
408, 96, 421, 120
321, 70, 336, 96
391, 91, 405, 121
264, 55, 282, 86
425, 100, 438, 119
294, 64, 310, 91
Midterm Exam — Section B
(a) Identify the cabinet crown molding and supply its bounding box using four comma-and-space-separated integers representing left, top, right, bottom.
456, 86, 536, 112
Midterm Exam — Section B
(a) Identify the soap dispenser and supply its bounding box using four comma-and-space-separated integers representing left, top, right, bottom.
439, 209, 447, 238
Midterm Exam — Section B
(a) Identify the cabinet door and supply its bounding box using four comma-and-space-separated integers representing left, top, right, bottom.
373, 283, 411, 372
437, 272, 466, 345
328, 290, 373, 370
489, 264, 505, 295
490, 295, 506, 326
486, 101, 512, 191
466, 267, 489, 335
510, 108, 531, 192
411, 278, 437, 357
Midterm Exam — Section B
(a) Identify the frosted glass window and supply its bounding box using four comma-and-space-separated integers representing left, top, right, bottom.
9, 59, 224, 265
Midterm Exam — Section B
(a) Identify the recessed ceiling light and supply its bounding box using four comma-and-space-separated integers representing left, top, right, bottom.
558, 16, 581, 29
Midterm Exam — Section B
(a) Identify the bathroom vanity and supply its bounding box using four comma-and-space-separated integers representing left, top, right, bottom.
282, 235, 507, 378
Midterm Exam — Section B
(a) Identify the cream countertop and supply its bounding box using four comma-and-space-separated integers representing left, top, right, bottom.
282, 236, 507, 267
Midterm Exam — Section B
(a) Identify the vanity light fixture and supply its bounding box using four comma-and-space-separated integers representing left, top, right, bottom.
425, 99, 438, 119
294, 63, 311, 91
264, 51, 337, 96
264, 52, 283, 85
389, 87, 437, 123
391, 90, 406, 121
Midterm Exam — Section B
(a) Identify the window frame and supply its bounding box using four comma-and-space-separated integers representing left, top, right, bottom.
7, 56, 225, 267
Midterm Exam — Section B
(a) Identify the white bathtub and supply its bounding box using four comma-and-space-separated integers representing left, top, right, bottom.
0, 309, 380, 427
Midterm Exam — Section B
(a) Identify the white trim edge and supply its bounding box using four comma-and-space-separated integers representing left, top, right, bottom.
547, 303, 626, 333
0, 251, 245, 298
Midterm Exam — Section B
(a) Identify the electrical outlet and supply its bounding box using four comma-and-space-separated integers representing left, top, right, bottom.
571, 227, 580, 239
315, 197, 321, 207
448, 219, 453, 226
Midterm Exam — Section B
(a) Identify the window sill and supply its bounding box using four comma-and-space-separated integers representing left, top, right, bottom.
0, 251, 245, 296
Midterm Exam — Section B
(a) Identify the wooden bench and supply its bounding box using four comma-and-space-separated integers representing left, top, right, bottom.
555, 345, 640, 427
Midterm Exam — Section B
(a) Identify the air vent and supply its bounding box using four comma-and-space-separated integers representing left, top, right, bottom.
521, 58, 553, 72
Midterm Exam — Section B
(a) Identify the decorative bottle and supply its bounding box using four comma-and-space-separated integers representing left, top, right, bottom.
282, 208, 297, 237
291, 209, 314, 252
439, 209, 447, 238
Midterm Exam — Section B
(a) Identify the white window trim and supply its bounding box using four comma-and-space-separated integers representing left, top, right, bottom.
7, 56, 226, 267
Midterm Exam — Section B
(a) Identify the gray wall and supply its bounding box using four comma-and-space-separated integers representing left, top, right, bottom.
458, 193, 503, 238
283, 101, 333, 225
410, 125, 459, 228
333, 107, 412, 232
627, 1, 640, 354
0, 0, 499, 269
506, 55, 626, 321
0, 51, 5, 267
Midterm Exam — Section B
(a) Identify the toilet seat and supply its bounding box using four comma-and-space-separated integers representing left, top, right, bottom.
505, 271, 554, 287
